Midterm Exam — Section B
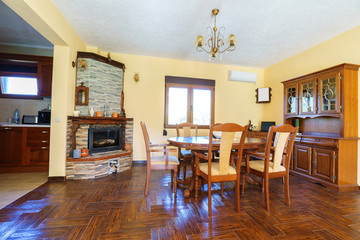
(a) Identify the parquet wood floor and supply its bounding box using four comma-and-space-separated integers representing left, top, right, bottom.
0, 162, 360, 239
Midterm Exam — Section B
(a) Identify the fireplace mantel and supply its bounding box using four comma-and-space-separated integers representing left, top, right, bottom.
68, 116, 133, 125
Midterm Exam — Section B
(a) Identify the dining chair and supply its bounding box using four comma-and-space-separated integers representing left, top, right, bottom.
241, 124, 298, 211
140, 121, 179, 197
176, 122, 198, 180
194, 123, 248, 217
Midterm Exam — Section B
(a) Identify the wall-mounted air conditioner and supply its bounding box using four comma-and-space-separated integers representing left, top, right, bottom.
228, 70, 257, 83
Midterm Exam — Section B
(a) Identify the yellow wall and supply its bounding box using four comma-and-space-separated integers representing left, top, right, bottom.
264, 26, 360, 184
105, 52, 265, 160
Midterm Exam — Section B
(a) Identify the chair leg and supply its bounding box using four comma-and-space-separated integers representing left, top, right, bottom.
241, 172, 246, 194
235, 179, 240, 213
284, 174, 290, 206
208, 181, 212, 218
221, 182, 224, 197
195, 175, 199, 200
144, 166, 151, 196
174, 169, 178, 198
183, 161, 187, 181
171, 170, 174, 191
177, 164, 181, 179
264, 177, 270, 211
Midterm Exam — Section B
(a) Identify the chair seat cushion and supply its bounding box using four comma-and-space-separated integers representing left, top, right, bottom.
199, 162, 236, 176
181, 149, 191, 156
249, 160, 285, 173
151, 155, 179, 165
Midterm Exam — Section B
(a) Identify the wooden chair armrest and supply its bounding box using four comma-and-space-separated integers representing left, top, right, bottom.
194, 151, 208, 175
245, 151, 266, 160
149, 148, 176, 153
150, 143, 169, 148
194, 152, 208, 161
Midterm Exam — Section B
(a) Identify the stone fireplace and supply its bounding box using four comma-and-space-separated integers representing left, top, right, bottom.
66, 117, 133, 180
65, 52, 131, 180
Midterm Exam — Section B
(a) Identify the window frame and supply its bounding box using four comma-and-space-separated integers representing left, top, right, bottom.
164, 76, 215, 129
0, 72, 42, 100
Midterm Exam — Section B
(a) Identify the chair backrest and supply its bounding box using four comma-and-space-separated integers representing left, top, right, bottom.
176, 122, 198, 137
140, 121, 151, 163
264, 124, 298, 172
208, 123, 248, 175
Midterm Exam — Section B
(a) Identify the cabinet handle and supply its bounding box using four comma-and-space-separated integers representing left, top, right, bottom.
41, 147, 48, 149
42, 140, 48, 143
42, 131, 49, 134
4, 127, 11, 130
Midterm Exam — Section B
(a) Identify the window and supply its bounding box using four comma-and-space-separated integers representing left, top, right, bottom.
165, 76, 215, 128
1, 76, 38, 95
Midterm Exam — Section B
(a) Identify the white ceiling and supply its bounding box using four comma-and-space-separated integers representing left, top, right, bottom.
1, 1, 360, 68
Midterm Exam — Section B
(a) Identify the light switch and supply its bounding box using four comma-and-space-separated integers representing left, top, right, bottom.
55, 117, 61, 122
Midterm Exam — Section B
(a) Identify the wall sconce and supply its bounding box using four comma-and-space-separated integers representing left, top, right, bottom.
78, 59, 88, 70
134, 72, 140, 82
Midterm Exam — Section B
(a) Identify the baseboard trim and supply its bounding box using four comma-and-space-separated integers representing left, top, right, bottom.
132, 160, 146, 166
48, 176, 66, 182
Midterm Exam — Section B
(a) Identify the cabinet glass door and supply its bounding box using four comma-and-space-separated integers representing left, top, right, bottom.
300, 79, 316, 115
285, 85, 298, 115
318, 72, 340, 115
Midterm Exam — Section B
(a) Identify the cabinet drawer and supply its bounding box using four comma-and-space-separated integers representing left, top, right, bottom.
30, 145, 49, 151
299, 137, 337, 148
27, 128, 50, 142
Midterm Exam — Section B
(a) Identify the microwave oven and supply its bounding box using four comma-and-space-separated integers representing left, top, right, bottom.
38, 110, 51, 124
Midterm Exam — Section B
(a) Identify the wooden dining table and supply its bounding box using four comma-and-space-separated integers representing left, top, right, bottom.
167, 136, 266, 197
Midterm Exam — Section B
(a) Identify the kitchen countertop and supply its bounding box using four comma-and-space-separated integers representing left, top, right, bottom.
0, 122, 50, 127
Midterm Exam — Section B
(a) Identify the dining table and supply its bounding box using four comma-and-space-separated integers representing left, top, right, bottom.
167, 136, 266, 197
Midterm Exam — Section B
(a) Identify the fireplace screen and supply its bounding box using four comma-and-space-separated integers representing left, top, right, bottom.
88, 127, 122, 154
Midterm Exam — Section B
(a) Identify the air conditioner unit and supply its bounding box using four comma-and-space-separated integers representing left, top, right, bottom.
228, 71, 257, 83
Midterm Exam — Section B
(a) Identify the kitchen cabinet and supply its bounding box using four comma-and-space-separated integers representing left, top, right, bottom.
27, 128, 50, 165
0, 126, 50, 172
0, 127, 25, 166
37, 61, 53, 97
283, 63, 359, 192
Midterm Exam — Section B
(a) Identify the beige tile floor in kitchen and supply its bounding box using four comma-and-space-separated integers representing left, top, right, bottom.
0, 172, 48, 209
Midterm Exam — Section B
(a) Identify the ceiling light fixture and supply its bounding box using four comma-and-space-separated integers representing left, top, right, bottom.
195, 9, 237, 61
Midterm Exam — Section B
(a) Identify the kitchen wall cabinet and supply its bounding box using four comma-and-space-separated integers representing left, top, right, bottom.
0, 53, 53, 98
37, 62, 53, 97
0, 126, 50, 172
282, 63, 359, 192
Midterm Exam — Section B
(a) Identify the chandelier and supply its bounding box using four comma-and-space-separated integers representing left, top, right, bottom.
195, 9, 237, 61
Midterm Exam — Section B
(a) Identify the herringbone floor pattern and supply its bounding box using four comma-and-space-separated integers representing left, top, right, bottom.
0, 162, 360, 239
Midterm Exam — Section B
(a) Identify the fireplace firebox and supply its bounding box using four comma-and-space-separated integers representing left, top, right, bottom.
88, 126, 123, 154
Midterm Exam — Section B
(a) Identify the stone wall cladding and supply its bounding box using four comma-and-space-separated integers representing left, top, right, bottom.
75, 57, 123, 116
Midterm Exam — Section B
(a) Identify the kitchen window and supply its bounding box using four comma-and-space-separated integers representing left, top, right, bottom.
1, 76, 38, 95
164, 76, 215, 128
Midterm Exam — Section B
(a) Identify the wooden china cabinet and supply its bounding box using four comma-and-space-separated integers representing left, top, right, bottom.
282, 63, 359, 192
